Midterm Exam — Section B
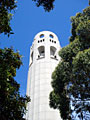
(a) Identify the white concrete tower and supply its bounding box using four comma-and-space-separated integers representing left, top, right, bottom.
26, 31, 62, 120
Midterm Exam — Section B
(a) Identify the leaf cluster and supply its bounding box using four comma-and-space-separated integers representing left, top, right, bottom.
0, 0, 17, 36
32, 0, 55, 12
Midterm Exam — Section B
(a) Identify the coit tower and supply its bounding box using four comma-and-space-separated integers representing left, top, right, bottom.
26, 31, 62, 120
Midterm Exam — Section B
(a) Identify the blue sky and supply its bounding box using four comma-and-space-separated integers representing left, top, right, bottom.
0, 0, 88, 96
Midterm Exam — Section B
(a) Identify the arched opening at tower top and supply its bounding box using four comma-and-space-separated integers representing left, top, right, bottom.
50, 46, 56, 58
38, 46, 45, 58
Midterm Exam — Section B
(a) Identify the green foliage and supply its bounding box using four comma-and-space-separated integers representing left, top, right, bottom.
0, 48, 30, 120
32, 0, 55, 12
49, 6, 90, 120
0, 0, 17, 36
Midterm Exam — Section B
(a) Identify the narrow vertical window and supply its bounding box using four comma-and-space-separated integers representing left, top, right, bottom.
31, 52, 33, 63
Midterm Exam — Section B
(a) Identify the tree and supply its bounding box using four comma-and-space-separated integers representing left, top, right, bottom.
0, 0, 17, 36
0, 48, 30, 120
49, 6, 90, 120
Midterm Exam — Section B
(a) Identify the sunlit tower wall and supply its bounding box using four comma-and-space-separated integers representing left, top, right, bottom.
26, 31, 62, 120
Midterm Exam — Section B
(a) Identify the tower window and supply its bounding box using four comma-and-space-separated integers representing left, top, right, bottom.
31, 51, 34, 64
40, 34, 44, 38
38, 46, 45, 58
50, 34, 54, 38
40, 40, 42, 42
50, 46, 56, 58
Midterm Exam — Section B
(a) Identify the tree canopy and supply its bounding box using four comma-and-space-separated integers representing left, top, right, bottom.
0, 48, 30, 120
49, 6, 90, 120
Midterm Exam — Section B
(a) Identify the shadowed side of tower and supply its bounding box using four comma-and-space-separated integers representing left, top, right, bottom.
26, 31, 62, 120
